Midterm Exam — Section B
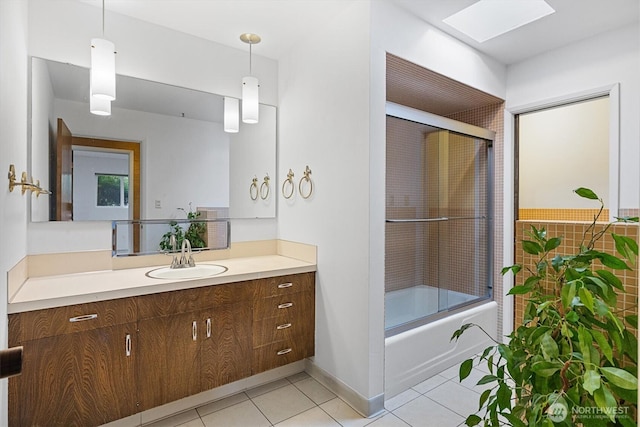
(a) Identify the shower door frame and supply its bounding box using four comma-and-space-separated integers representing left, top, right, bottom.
385, 102, 495, 337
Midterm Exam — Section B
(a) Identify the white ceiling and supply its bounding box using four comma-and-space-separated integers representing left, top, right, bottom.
89, 0, 639, 65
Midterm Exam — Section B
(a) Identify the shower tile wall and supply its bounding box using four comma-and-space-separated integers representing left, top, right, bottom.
519, 208, 609, 221
514, 221, 639, 336
448, 104, 505, 334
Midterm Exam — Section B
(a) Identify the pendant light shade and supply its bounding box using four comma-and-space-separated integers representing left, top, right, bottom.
90, 38, 116, 101
90, 94, 111, 116
240, 33, 261, 124
242, 76, 259, 124
224, 97, 239, 133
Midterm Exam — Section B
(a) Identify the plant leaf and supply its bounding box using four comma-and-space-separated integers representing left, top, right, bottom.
531, 361, 562, 377
508, 285, 533, 295
478, 388, 491, 411
598, 253, 631, 270
476, 374, 499, 385
459, 359, 473, 381
574, 187, 599, 200
561, 282, 576, 310
578, 326, 593, 369
624, 314, 638, 328
590, 329, 613, 364
544, 237, 562, 252
578, 287, 595, 314
522, 240, 543, 255
540, 332, 559, 361
497, 383, 511, 410
593, 385, 618, 422
465, 414, 481, 426
583, 370, 601, 395
600, 367, 638, 390
595, 269, 624, 290
501, 264, 522, 276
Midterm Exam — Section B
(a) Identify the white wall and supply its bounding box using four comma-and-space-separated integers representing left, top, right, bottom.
519, 97, 610, 208
27, 0, 278, 253
0, 1, 29, 424
278, 0, 377, 405
507, 24, 640, 210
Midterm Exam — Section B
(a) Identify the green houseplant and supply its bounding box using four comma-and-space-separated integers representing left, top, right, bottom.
159, 205, 207, 251
451, 188, 638, 427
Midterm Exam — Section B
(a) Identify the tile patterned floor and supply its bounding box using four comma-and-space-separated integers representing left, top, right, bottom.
146, 362, 490, 427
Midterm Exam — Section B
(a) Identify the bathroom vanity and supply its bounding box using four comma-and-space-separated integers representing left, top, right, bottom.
7, 253, 315, 426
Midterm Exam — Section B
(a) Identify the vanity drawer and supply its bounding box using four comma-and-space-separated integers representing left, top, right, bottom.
252, 291, 314, 321
252, 338, 314, 374
137, 281, 252, 319
253, 273, 314, 299
9, 298, 137, 342
252, 315, 313, 348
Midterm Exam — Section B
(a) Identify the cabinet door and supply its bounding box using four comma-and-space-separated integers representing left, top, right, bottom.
137, 312, 201, 411
201, 300, 252, 390
12, 323, 137, 427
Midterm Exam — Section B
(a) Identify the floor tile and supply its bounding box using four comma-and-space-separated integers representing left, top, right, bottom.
245, 378, 290, 398
392, 395, 464, 427
438, 364, 464, 380
320, 398, 379, 427
175, 419, 206, 427
457, 367, 494, 395
365, 412, 411, 426
145, 410, 202, 427
384, 388, 420, 411
196, 392, 249, 417
251, 383, 316, 424
287, 371, 311, 383
411, 374, 449, 395
424, 381, 480, 419
294, 377, 337, 405
274, 406, 341, 427
200, 400, 270, 427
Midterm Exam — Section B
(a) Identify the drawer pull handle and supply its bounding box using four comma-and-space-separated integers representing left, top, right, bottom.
192, 321, 197, 341
278, 282, 293, 289
125, 334, 131, 357
277, 323, 292, 330
69, 314, 98, 323
206, 318, 212, 338
277, 348, 292, 356
278, 302, 294, 309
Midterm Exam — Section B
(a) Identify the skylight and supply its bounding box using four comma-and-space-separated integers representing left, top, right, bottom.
443, 0, 555, 43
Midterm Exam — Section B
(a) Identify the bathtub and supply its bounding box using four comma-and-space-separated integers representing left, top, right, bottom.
384, 292, 498, 398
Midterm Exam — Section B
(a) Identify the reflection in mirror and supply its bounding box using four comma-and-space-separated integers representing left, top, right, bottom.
113, 218, 230, 257
30, 57, 276, 223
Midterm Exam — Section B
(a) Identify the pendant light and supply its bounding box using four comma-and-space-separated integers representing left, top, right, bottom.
90, 0, 116, 108
240, 33, 260, 124
224, 97, 239, 133
90, 90, 111, 116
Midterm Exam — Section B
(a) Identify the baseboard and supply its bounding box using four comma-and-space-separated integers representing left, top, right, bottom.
305, 359, 385, 418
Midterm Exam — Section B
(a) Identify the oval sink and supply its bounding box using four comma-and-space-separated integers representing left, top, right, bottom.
146, 264, 228, 280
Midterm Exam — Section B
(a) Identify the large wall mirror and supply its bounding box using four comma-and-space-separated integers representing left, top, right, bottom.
30, 57, 276, 226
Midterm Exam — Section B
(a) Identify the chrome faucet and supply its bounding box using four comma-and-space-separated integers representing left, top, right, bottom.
169, 234, 179, 268
179, 238, 196, 268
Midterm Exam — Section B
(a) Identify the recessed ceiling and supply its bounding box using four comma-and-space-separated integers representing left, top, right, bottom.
82, 0, 638, 64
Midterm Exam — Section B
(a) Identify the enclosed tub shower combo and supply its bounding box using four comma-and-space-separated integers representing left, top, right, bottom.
384, 103, 498, 398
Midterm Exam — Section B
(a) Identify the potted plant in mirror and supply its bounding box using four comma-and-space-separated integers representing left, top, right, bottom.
159, 204, 207, 251
451, 188, 638, 427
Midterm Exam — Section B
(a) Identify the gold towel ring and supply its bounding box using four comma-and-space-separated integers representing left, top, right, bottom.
260, 174, 270, 200
299, 166, 313, 199
249, 176, 259, 201
282, 169, 295, 199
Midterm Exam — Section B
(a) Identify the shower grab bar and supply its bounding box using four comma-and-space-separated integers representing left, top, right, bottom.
386, 215, 486, 223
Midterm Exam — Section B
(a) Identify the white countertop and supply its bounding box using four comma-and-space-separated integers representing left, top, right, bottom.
9, 255, 316, 314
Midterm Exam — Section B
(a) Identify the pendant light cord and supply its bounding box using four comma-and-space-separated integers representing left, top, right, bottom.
249, 43, 253, 75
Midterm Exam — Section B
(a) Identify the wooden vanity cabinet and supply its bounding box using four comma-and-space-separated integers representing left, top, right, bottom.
8, 298, 138, 427
252, 273, 315, 373
135, 281, 252, 411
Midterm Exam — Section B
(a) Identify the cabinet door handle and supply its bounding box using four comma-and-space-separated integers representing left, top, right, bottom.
278, 282, 293, 289
277, 323, 292, 330
278, 302, 294, 309
69, 314, 98, 323
192, 321, 197, 341
206, 318, 212, 338
277, 348, 292, 356
125, 334, 131, 357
